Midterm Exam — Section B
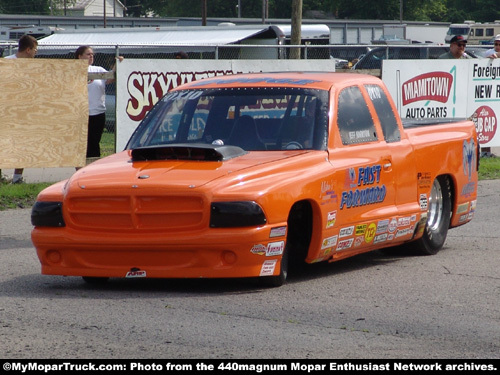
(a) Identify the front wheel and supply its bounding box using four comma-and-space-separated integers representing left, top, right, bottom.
259, 244, 289, 288
412, 176, 452, 255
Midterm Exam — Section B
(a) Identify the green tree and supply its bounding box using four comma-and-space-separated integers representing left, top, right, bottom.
0, 0, 78, 15
0, 0, 49, 14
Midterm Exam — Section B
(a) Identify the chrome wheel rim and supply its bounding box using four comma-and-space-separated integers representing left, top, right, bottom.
427, 179, 444, 231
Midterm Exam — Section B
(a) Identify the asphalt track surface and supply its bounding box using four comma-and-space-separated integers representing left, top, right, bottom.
0, 180, 499, 359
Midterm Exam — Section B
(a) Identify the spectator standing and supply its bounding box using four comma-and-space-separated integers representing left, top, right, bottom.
484, 34, 500, 59
3, 35, 38, 184
75, 46, 123, 159
438, 35, 471, 59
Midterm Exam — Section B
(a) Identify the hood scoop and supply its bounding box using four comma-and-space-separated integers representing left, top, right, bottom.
131, 144, 247, 162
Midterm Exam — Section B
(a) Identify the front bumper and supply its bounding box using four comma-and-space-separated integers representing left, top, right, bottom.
31, 225, 287, 280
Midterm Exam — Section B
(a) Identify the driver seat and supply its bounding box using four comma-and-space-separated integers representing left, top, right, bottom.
227, 115, 266, 151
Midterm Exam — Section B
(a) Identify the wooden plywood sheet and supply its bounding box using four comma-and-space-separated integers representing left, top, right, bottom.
0, 59, 88, 168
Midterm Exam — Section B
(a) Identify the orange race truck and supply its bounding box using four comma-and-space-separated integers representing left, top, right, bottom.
31, 72, 479, 287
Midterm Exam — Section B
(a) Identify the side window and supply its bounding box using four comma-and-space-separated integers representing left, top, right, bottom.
337, 86, 378, 145
364, 84, 401, 143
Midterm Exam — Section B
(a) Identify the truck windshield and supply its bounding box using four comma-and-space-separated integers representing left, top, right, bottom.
126, 87, 329, 151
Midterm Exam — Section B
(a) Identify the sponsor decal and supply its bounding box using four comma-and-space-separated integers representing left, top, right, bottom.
463, 138, 477, 181
388, 218, 398, 233
355, 224, 367, 235
191, 77, 321, 88
321, 247, 334, 258
336, 238, 354, 251
471, 105, 497, 145
456, 202, 469, 214
260, 260, 277, 276
417, 172, 432, 189
270, 226, 287, 238
354, 236, 365, 247
266, 241, 285, 257
339, 226, 355, 238
461, 181, 476, 197
320, 180, 338, 205
365, 223, 377, 243
416, 213, 428, 235
402, 72, 453, 106
250, 244, 267, 256
397, 217, 411, 227
374, 233, 388, 244
471, 200, 477, 210
376, 219, 389, 234
459, 213, 469, 223
395, 227, 413, 238
468, 211, 474, 220
322, 235, 338, 249
345, 168, 357, 189
326, 211, 337, 228
340, 165, 386, 209
387, 233, 395, 241
419, 194, 428, 211
126, 270, 147, 278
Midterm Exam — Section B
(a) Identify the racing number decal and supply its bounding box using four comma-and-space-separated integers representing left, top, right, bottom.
365, 223, 377, 243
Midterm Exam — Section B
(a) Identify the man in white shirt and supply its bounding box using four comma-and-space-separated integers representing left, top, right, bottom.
484, 34, 500, 59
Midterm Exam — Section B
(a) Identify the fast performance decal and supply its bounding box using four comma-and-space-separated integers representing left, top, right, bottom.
340, 165, 386, 209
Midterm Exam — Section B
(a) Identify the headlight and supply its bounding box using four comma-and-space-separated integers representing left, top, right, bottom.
210, 201, 266, 228
31, 201, 65, 227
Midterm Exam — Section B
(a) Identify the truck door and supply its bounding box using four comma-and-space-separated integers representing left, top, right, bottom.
328, 85, 397, 251
363, 83, 418, 217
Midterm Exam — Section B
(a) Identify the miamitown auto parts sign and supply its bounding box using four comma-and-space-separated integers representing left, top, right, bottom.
383, 59, 500, 147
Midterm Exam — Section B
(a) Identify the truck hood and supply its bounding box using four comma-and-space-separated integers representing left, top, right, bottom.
70, 148, 311, 191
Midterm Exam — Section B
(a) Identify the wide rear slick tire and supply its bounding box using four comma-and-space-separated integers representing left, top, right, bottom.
413, 176, 452, 255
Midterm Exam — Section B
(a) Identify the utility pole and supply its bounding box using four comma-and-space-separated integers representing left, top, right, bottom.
201, 0, 207, 26
262, 0, 268, 24
290, 0, 302, 59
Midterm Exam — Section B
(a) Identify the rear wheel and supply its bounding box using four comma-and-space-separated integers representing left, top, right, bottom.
413, 176, 452, 255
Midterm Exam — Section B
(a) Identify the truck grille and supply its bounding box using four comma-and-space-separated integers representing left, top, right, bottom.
66, 194, 206, 232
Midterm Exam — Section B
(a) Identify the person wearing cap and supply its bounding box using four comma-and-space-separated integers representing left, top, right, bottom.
484, 34, 500, 59
439, 35, 471, 59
